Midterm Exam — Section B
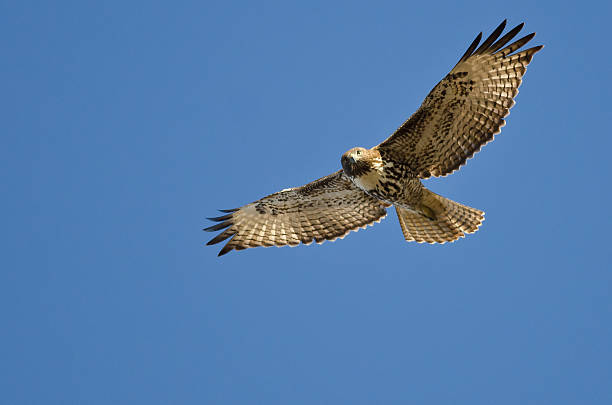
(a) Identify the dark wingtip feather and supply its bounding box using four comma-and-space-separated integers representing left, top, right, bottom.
206, 229, 235, 246
204, 208, 239, 256
218, 244, 233, 256
474, 19, 507, 55
203, 220, 232, 232
489, 22, 525, 53
497, 32, 536, 56
455, 32, 482, 67
207, 213, 234, 222
453, 21, 538, 68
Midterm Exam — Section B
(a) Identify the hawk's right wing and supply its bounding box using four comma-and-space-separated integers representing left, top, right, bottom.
205, 170, 389, 256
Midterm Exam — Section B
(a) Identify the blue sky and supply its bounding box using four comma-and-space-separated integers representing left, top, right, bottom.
2, 1, 611, 404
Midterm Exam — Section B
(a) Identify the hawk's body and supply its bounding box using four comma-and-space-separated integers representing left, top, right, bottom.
206, 20, 542, 256
342, 148, 420, 207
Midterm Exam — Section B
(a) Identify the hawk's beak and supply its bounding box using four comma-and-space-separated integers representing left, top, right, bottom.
348, 156, 356, 164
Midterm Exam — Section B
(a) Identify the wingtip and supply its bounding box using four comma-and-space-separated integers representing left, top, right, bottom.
203, 221, 232, 232
509, 21, 525, 35
218, 244, 233, 256
454, 31, 483, 67
475, 20, 509, 55
207, 213, 234, 222
524, 31, 536, 40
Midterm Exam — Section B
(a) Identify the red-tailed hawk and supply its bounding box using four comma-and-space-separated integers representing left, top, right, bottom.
205, 20, 542, 256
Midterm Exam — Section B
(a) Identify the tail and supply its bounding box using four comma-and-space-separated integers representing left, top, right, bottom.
395, 189, 484, 244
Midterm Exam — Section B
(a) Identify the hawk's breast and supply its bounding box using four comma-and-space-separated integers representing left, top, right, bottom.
352, 169, 380, 193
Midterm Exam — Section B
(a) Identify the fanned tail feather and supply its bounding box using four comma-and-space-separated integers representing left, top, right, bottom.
395, 189, 484, 244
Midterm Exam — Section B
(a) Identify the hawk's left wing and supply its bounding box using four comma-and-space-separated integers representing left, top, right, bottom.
205, 170, 389, 256
376, 20, 542, 178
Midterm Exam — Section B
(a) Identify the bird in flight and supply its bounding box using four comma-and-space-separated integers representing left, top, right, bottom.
205, 20, 542, 256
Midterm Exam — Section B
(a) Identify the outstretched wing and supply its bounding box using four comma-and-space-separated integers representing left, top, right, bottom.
205, 170, 389, 256
376, 20, 543, 178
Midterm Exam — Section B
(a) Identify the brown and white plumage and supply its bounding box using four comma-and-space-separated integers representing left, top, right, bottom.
206, 20, 541, 256
376, 20, 543, 178
395, 191, 484, 244
206, 171, 389, 256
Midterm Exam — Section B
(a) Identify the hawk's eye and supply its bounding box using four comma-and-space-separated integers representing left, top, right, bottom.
356, 150, 361, 155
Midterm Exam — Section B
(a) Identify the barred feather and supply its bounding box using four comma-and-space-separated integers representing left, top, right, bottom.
395, 190, 484, 244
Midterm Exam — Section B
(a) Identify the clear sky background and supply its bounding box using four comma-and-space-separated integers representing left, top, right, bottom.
2, 1, 611, 404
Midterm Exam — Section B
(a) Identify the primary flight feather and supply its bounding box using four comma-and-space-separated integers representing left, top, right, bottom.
205, 20, 543, 256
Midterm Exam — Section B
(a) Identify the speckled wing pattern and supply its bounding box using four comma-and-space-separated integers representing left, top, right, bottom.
376, 20, 543, 178
205, 171, 389, 256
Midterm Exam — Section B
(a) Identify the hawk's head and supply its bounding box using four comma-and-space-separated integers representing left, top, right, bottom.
341, 147, 380, 178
